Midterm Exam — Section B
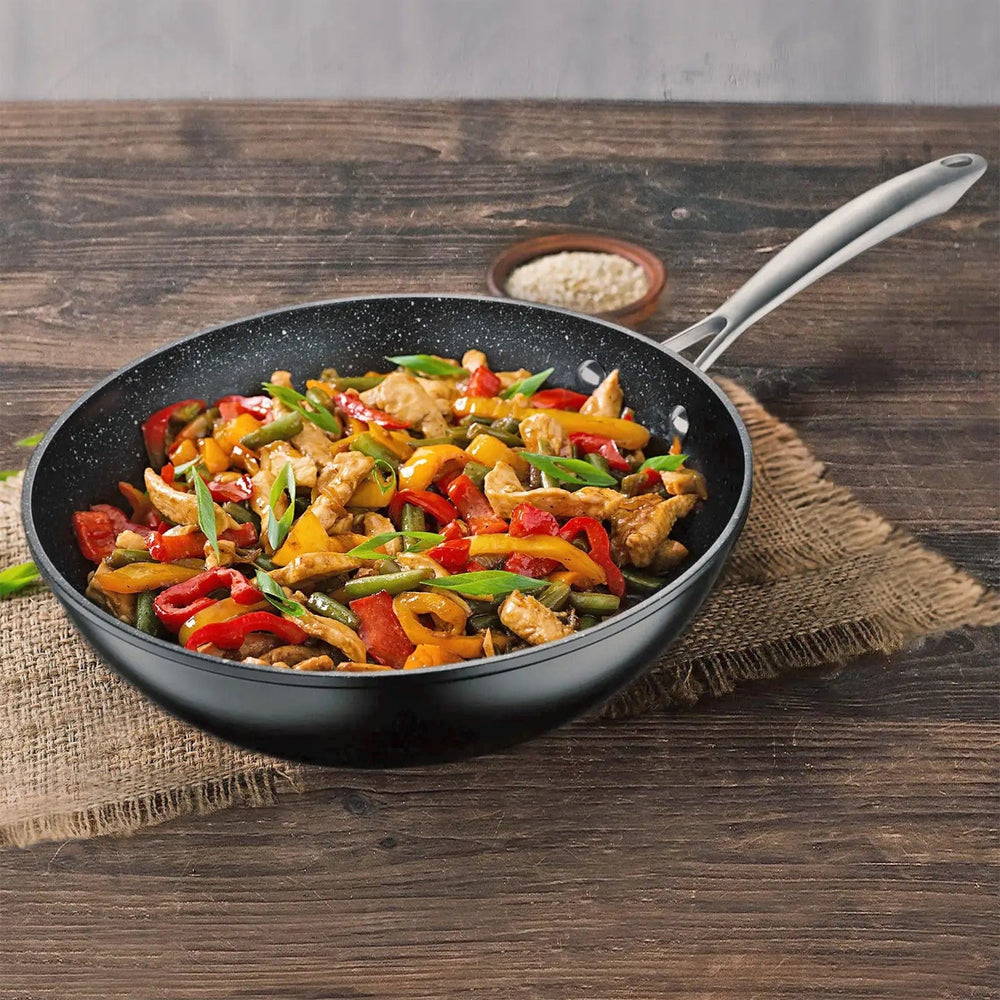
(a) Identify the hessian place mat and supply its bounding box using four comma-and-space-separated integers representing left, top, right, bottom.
2, 378, 997, 849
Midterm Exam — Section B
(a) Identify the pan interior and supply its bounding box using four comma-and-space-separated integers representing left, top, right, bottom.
27, 296, 747, 615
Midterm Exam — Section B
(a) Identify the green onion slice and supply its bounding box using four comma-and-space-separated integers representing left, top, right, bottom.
500, 367, 554, 400
267, 460, 297, 551
263, 382, 341, 434
255, 569, 305, 617
519, 452, 617, 487
347, 531, 444, 559
0, 560, 41, 598
386, 354, 465, 377
425, 571, 548, 597
638, 454, 688, 474
192, 472, 220, 559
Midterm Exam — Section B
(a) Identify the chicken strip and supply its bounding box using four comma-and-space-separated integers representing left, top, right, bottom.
609, 492, 698, 567
499, 590, 574, 646
362, 512, 402, 555
483, 461, 623, 520
461, 349, 488, 370
519, 412, 570, 456
316, 452, 374, 505
144, 469, 238, 533
295, 609, 367, 663
292, 420, 340, 470
360, 371, 450, 437
659, 466, 709, 500
416, 376, 460, 416
271, 552, 366, 588
580, 369, 623, 418
259, 440, 317, 489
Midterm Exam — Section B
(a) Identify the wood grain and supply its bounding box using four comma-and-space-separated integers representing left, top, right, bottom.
0, 101, 996, 999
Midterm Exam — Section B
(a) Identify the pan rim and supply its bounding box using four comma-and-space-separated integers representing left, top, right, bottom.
22, 293, 753, 686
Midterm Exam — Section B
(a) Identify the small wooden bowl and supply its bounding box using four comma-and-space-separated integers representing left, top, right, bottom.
486, 233, 667, 327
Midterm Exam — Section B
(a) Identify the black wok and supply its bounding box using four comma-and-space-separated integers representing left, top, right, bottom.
20, 154, 984, 766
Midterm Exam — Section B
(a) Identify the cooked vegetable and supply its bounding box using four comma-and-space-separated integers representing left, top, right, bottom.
75, 348, 704, 671
0, 561, 40, 598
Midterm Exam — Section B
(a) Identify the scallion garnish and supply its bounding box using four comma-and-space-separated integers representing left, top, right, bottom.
519, 452, 617, 487
0, 561, 41, 598
638, 454, 688, 474
347, 530, 444, 559
192, 472, 220, 559
500, 367, 554, 400
386, 354, 465, 377
267, 460, 297, 551
263, 382, 341, 435
255, 568, 305, 617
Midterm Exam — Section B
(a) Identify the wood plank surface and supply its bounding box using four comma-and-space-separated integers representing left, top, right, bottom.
0, 101, 996, 999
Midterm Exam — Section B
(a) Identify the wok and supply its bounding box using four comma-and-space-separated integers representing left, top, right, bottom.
21, 154, 985, 766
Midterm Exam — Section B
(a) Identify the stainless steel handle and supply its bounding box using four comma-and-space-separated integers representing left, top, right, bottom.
664, 153, 987, 371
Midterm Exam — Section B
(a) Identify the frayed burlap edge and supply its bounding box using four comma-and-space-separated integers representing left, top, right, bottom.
2, 768, 303, 851
598, 378, 1000, 719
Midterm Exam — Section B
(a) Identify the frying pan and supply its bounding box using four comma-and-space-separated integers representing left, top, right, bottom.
21, 154, 985, 766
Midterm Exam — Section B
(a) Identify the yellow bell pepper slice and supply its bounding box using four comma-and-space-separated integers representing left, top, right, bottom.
392, 592, 484, 659
213, 413, 261, 454
467, 534, 606, 587
348, 469, 397, 508
367, 422, 413, 461
453, 396, 650, 450
397, 445, 468, 492
99, 563, 204, 594
272, 509, 335, 566
167, 437, 198, 465
178, 597, 269, 645
465, 432, 528, 477
403, 644, 465, 670
197, 437, 230, 475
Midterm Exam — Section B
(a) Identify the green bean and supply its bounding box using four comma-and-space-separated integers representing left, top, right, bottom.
350, 433, 400, 469
377, 558, 403, 575
170, 401, 205, 425
331, 375, 385, 392
254, 555, 278, 572
459, 414, 493, 428
305, 385, 334, 412
222, 502, 259, 529
468, 610, 502, 631
537, 438, 559, 489
462, 461, 490, 488
134, 591, 159, 635
584, 453, 611, 476
306, 592, 361, 629
340, 568, 433, 600
576, 615, 599, 630
620, 472, 648, 496
448, 427, 472, 446
401, 503, 426, 548
468, 423, 522, 447
538, 581, 571, 611
491, 416, 522, 435
240, 411, 303, 449
108, 547, 154, 568
621, 566, 665, 594
568, 591, 620, 615
408, 435, 451, 447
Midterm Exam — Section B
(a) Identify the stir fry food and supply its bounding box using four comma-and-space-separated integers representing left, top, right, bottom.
74, 353, 707, 672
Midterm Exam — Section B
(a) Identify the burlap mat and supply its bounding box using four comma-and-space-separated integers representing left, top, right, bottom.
2, 379, 996, 849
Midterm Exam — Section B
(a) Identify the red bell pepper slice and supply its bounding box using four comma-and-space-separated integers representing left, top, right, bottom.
445, 475, 507, 535
148, 522, 257, 563
89, 503, 130, 536
508, 502, 560, 538
349, 590, 414, 668
332, 392, 410, 430
153, 567, 262, 632
185, 611, 306, 651
558, 516, 625, 597
504, 552, 560, 578
149, 529, 206, 562
426, 538, 472, 572
440, 519, 468, 541
72, 510, 119, 562
569, 432, 631, 472
141, 399, 206, 468
529, 388, 589, 411
466, 365, 502, 398
160, 463, 176, 486
206, 473, 253, 504
388, 489, 458, 527
215, 394, 272, 422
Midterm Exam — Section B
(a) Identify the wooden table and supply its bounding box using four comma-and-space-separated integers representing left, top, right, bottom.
1, 102, 996, 999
